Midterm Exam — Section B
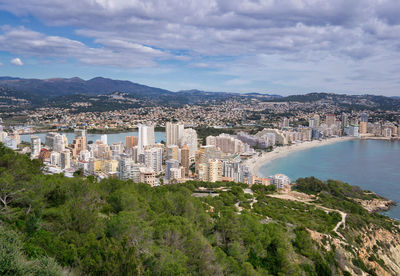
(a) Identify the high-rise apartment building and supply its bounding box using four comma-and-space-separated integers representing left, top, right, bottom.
101, 134, 108, 145
165, 159, 179, 180
167, 145, 180, 161
206, 133, 247, 154
138, 124, 155, 154
166, 122, 184, 146
208, 159, 223, 182
111, 142, 124, 159
95, 142, 112, 159
282, 117, 289, 129
45, 132, 58, 149
309, 118, 317, 128
198, 159, 223, 182
223, 159, 242, 183
326, 114, 336, 127
180, 145, 190, 176
169, 167, 183, 182
71, 136, 87, 157
341, 113, 349, 128
54, 134, 66, 152
313, 114, 320, 127
50, 151, 61, 167
125, 136, 138, 149
79, 149, 91, 162
0, 128, 7, 143
30, 135, 41, 158
118, 155, 135, 180
360, 112, 369, 134
180, 128, 198, 157
60, 150, 71, 170
194, 145, 221, 173
144, 147, 163, 173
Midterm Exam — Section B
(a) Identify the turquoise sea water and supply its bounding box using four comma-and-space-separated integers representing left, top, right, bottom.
259, 139, 400, 220
20, 131, 166, 146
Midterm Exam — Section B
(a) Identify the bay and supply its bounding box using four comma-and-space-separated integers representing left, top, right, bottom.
259, 139, 400, 220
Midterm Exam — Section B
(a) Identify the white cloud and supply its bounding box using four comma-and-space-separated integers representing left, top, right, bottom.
225, 78, 251, 86
0, 61, 3, 66
0, 26, 175, 68
10, 57, 23, 66
1, 1, 400, 94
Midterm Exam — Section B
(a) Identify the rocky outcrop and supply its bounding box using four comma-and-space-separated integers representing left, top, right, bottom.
354, 198, 396, 213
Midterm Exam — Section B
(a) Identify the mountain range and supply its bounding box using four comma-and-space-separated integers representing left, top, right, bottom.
0, 76, 173, 98
0, 76, 281, 99
1, 76, 400, 112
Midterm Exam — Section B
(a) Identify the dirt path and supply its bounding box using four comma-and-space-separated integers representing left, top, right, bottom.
268, 192, 347, 239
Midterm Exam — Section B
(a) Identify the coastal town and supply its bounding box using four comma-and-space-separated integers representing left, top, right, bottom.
3, 2, 400, 274
1, 110, 399, 190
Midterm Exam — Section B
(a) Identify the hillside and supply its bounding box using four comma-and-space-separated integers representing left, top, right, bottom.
0, 76, 280, 109
0, 76, 172, 98
266, 92, 400, 111
2, 76, 400, 112
0, 144, 399, 275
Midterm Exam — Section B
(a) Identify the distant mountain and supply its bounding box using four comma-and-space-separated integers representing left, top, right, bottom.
0, 76, 21, 81
177, 89, 281, 98
0, 76, 283, 108
0, 76, 173, 98
244, 92, 282, 98
266, 92, 400, 111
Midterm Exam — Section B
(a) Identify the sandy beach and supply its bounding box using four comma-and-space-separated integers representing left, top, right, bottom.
245, 136, 357, 177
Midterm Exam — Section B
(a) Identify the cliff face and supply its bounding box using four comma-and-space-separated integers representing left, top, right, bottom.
308, 223, 400, 275
359, 226, 400, 275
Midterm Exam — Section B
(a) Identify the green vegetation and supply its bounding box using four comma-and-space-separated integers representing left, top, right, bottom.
0, 226, 65, 275
295, 177, 379, 200
0, 144, 398, 275
252, 196, 341, 233
294, 177, 397, 232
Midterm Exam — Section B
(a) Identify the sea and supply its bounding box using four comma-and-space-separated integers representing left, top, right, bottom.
20, 131, 166, 146
259, 139, 400, 220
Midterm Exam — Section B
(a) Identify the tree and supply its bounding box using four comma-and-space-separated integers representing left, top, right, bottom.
0, 173, 25, 210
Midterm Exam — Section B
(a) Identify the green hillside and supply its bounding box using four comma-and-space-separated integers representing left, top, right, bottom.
0, 144, 399, 275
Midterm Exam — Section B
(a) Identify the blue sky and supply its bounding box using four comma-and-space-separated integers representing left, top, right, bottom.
0, 0, 400, 96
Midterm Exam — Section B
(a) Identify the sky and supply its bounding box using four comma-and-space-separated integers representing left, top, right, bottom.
0, 0, 399, 96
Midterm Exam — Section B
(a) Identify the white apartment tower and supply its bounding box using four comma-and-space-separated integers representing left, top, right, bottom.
101, 134, 108, 145
60, 150, 71, 170
144, 147, 163, 173
282, 117, 289, 129
30, 135, 41, 158
50, 152, 61, 167
166, 122, 184, 146
138, 124, 155, 154
118, 155, 135, 180
54, 134, 66, 152
180, 128, 198, 157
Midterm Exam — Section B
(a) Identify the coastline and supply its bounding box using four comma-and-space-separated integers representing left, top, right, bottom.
245, 136, 357, 177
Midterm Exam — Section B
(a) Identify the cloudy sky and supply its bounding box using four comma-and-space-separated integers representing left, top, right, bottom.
0, 0, 399, 96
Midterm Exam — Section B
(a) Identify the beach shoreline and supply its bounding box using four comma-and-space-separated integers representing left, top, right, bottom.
245, 136, 357, 177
